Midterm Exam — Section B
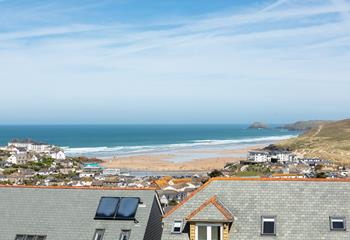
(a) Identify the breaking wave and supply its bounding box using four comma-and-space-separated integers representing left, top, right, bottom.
63, 135, 296, 157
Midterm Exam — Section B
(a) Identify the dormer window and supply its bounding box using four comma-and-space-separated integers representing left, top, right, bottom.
261, 216, 276, 235
171, 220, 183, 234
330, 217, 346, 231
195, 224, 223, 240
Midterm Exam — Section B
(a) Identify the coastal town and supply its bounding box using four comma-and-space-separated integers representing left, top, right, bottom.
1, 138, 349, 214
2, 0, 350, 238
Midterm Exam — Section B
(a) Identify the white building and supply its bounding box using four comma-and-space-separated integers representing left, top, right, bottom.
8, 139, 51, 153
28, 143, 51, 153
6, 155, 18, 164
79, 172, 95, 178
102, 168, 121, 176
248, 151, 270, 162
50, 150, 66, 160
6, 153, 28, 165
270, 151, 296, 162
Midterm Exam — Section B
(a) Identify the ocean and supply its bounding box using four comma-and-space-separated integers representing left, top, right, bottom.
0, 125, 298, 158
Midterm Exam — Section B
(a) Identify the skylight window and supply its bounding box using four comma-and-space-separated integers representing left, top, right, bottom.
261, 216, 276, 235
94, 197, 140, 220
93, 229, 105, 240
330, 217, 346, 231
119, 230, 131, 240
117, 197, 140, 219
171, 220, 183, 234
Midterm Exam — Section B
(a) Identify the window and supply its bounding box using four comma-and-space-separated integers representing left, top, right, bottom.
15, 235, 46, 240
171, 220, 183, 234
94, 197, 140, 220
93, 229, 105, 240
95, 197, 120, 219
117, 197, 139, 220
119, 230, 131, 240
330, 217, 346, 231
261, 216, 276, 235
15, 235, 25, 240
195, 224, 223, 240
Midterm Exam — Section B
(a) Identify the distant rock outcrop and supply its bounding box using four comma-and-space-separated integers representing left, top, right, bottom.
248, 122, 268, 129
279, 120, 332, 131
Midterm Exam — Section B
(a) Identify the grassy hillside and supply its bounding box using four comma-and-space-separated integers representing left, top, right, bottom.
280, 120, 332, 131
276, 119, 350, 165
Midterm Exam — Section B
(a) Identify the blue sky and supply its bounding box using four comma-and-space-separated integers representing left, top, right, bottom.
0, 0, 349, 124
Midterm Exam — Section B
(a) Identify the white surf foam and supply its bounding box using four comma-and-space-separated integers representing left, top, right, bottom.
64, 135, 296, 157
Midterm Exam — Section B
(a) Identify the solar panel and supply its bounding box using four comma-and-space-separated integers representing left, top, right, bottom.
95, 197, 120, 219
116, 197, 140, 219
94, 197, 140, 220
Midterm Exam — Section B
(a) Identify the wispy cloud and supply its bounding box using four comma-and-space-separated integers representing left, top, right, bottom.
0, 0, 349, 123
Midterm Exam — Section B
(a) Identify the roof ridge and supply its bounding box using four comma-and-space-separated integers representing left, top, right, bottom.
213, 197, 234, 220
186, 195, 217, 220
163, 177, 350, 218
210, 177, 350, 182
186, 195, 233, 221
0, 185, 156, 191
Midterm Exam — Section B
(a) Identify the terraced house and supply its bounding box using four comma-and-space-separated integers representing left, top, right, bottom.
0, 186, 163, 240
162, 178, 350, 240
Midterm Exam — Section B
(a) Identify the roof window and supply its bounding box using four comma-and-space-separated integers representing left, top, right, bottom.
330, 217, 346, 231
94, 197, 140, 220
171, 220, 183, 234
261, 216, 276, 235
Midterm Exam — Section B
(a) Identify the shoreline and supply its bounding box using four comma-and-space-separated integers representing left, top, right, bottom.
101, 144, 265, 171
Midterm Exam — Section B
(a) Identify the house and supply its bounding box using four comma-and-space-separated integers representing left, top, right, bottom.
0, 161, 4, 169
103, 168, 121, 176
0, 185, 163, 240
162, 178, 350, 240
79, 172, 95, 178
270, 151, 296, 163
18, 168, 36, 178
6, 152, 37, 165
270, 173, 305, 179
56, 159, 73, 168
37, 169, 51, 176
247, 151, 270, 162
7, 146, 27, 155
248, 150, 296, 163
6, 153, 28, 165
0, 175, 9, 182
8, 139, 51, 153
59, 168, 74, 175
83, 163, 103, 172
50, 150, 66, 160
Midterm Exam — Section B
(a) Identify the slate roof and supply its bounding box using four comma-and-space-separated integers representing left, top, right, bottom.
186, 195, 233, 222
0, 186, 163, 240
162, 178, 350, 240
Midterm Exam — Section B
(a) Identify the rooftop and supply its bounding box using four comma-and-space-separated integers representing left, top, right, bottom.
0, 185, 162, 240
162, 177, 350, 240
164, 177, 350, 218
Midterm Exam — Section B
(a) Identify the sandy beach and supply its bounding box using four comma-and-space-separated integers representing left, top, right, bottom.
101, 145, 263, 171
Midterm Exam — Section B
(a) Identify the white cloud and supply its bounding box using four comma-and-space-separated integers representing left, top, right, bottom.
0, 0, 349, 123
